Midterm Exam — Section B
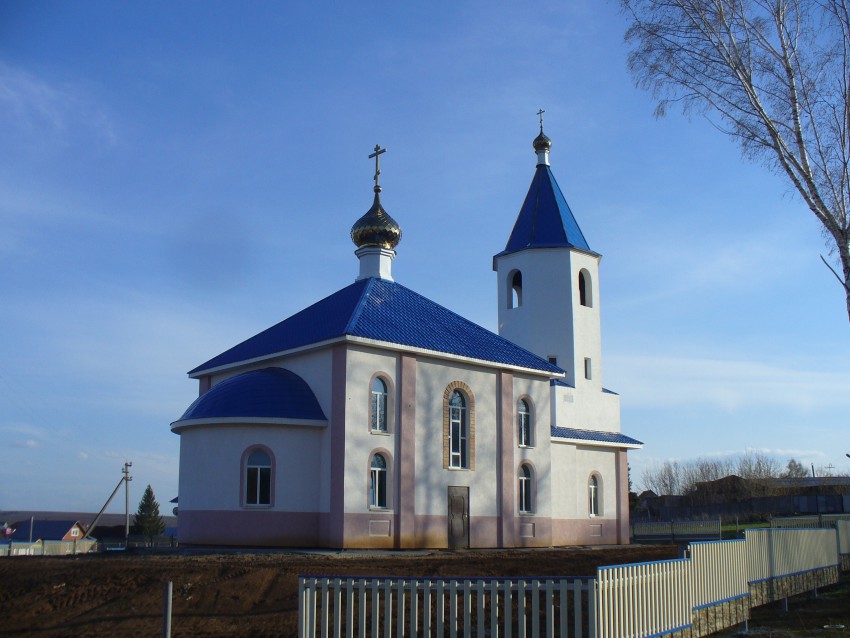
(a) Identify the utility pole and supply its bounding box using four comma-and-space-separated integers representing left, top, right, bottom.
124, 461, 133, 541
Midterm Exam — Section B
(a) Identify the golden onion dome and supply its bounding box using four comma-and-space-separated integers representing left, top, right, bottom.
533, 130, 552, 152
350, 187, 402, 249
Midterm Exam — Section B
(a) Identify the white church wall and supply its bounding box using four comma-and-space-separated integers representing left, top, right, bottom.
511, 374, 553, 520
569, 250, 604, 392
178, 424, 325, 512
553, 384, 621, 434
550, 440, 621, 544
496, 249, 576, 382
413, 356, 501, 546
341, 346, 399, 514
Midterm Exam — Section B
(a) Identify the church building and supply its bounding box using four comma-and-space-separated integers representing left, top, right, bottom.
171, 125, 642, 548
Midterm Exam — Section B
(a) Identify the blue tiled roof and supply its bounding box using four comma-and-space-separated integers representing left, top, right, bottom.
497, 165, 592, 257
550, 379, 575, 388
10, 520, 81, 541
550, 426, 643, 446
177, 367, 326, 422
190, 278, 564, 376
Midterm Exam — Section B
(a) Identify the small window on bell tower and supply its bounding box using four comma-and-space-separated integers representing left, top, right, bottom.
578, 270, 592, 307
508, 270, 523, 308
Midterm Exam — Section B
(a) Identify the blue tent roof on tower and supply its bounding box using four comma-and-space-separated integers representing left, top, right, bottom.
496, 164, 594, 258
189, 277, 565, 377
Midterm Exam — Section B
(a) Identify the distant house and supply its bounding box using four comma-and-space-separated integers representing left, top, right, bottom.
10, 520, 86, 542
638, 475, 850, 520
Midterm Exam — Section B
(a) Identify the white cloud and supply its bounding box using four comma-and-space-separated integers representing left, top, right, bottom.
610, 353, 850, 411
0, 62, 116, 148
11, 439, 39, 449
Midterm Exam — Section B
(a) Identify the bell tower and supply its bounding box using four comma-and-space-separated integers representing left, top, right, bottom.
493, 119, 612, 429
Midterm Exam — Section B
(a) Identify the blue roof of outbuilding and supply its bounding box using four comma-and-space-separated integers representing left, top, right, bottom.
177, 367, 326, 422
10, 520, 81, 541
497, 165, 592, 257
550, 426, 643, 447
190, 278, 564, 376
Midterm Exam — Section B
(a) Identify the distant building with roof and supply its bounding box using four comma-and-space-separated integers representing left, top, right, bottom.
171, 125, 643, 548
9, 519, 85, 542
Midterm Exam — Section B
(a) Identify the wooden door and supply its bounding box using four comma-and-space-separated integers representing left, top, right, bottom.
447, 486, 469, 549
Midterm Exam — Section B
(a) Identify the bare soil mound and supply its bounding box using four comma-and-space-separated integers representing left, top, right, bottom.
0, 544, 676, 637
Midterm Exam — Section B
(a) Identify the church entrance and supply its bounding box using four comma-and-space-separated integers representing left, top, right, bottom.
447, 486, 469, 549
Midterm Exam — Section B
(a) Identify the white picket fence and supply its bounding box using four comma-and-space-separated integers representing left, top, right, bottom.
299, 526, 848, 638
595, 528, 841, 638
839, 520, 850, 555
298, 575, 595, 638
746, 528, 838, 583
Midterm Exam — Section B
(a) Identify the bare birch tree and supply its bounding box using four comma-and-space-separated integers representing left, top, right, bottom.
621, 0, 850, 322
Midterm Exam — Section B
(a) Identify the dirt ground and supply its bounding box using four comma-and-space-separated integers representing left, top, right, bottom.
0, 544, 675, 637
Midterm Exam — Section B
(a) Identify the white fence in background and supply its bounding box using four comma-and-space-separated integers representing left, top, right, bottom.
0, 539, 96, 556
299, 527, 846, 638
770, 514, 850, 528
631, 520, 721, 542
298, 575, 595, 638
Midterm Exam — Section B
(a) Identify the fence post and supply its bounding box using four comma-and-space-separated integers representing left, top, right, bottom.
162, 581, 172, 638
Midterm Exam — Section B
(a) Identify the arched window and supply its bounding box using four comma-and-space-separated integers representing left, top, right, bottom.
578, 270, 592, 307
519, 464, 533, 514
510, 270, 523, 308
245, 448, 272, 506
517, 399, 531, 447
443, 382, 475, 470
370, 453, 388, 508
449, 391, 468, 468
589, 475, 600, 517
371, 377, 388, 432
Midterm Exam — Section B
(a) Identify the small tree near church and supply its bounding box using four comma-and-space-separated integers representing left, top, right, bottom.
133, 484, 165, 540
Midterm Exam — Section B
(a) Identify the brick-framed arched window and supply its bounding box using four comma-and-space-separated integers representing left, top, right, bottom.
443, 381, 475, 470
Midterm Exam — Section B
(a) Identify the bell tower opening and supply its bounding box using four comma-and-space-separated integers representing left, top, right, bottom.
508, 270, 523, 308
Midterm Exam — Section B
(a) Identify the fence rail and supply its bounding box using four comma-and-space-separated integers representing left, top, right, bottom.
298, 575, 594, 638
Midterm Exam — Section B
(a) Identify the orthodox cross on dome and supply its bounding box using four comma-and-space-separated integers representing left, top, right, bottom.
537, 108, 545, 132
369, 144, 387, 192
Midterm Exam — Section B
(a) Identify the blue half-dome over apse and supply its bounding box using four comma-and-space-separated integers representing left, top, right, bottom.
173, 367, 327, 426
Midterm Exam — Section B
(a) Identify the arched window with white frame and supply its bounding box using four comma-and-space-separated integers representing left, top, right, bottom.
370, 453, 388, 509
244, 447, 273, 506
449, 390, 468, 468
518, 464, 533, 514
443, 382, 475, 470
588, 474, 601, 517
517, 398, 532, 447
371, 377, 388, 432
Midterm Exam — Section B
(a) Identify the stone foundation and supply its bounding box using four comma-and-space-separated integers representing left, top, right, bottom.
749, 566, 839, 606
690, 595, 750, 637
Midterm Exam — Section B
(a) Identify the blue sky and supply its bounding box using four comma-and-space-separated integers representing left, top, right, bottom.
1, 1, 848, 513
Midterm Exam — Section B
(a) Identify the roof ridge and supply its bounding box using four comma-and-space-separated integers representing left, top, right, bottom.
344, 277, 375, 334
